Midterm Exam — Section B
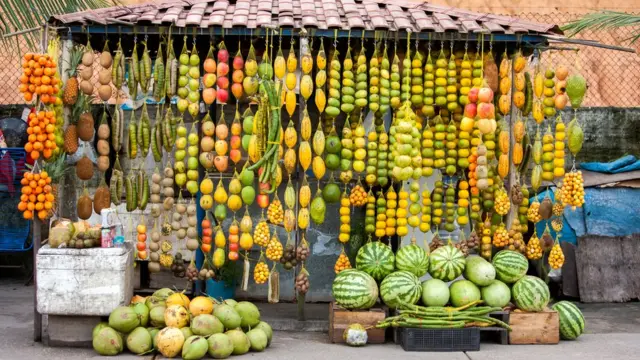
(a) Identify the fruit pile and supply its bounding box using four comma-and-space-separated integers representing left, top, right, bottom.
25, 110, 58, 160
18, 171, 54, 220
19, 53, 59, 104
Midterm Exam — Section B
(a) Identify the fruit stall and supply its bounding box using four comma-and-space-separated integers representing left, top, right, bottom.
13, 0, 624, 355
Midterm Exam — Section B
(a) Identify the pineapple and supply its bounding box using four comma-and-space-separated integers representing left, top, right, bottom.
63, 46, 83, 106
77, 95, 94, 141
64, 94, 85, 154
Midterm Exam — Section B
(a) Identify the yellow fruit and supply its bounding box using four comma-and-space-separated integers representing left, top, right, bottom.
284, 122, 298, 148
284, 148, 297, 174
513, 91, 525, 109
300, 75, 313, 100
312, 156, 325, 179
285, 72, 297, 91
498, 130, 510, 154
532, 100, 544, 124
274, 53, 286, 80
534, 72, 544, 98
498, 153, 509, 178
499, 95, 510, 115
315, 89, 326, 113
300, 110, 312, 140
287, 50, 297, 73
299, 141, 312, 171
514, 72, 525, 90
513, 54, 526, 73
301, 53, 313, 74
513, 143, 523, 165
298, 207, 310, 229
240, 232, 253, 250
285, 90, 296, 117
500, 77, 511, 95
315, 70, 326, 87
513, 119, 525, 142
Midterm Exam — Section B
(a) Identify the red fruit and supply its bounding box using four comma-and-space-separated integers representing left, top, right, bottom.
477, 102, 495, 119
202, 235, 212, 244
204, 58, 216, 73
229, 242, 239, 252
231, 83, 243, 99
217, 61, 229, 77
202, 227, 212, 237
478, 87, 494, 103
258, 181, 270, 193
464, 103, 477, 118
468, 87, 479, 103
217, 49, 229, 63
257, 194, 269, 208
229, 149, 241, 164
228, 251, 239, 261
216, 76, 229, 89
203, 88, 216, 105
233, 56, 244, 70
216, 88, 229, 103
214, 155, 229, 172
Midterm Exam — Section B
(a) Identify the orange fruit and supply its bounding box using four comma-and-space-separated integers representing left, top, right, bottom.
29, 194, 36, 203
23, 210, 33, 220
42, 149, 52, 159
26, 203, 34, 211
24, 143, 33, 153
37, 210, 48, 220
44, 202, 52, 210
20, 194, 28, 202
45, 193, 54, 202
18, 202, 27, 211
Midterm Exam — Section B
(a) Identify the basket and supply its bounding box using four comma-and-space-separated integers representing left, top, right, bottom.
397, 327, 480, 352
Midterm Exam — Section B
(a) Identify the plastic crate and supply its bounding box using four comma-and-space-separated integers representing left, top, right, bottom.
0, 193, 31, 252
0, 148, 27, 194
397, 327, 480, 352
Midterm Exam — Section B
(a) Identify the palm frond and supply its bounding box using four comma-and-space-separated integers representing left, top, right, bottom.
562, 11, 640, 44
0, 0, 117, 50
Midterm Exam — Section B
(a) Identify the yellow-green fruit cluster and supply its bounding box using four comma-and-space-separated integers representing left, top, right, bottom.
445, 122, 458, 176
396, 187, 409, 236
542, 126, 555, 181
554, 117, 566, 178
364, 191, 376, 234
377, 128, 389, 187
375, 191, 387, 238
365, 129, 378, 186
457, 180, 470, 226
385, 187, 397, 237
422, 53, 436, 118
518, 186, 530, 233
421, 124, 434, 177
434, 53, 447, 110
444, 183, 456, 232
401, 53, 411, 103
379, 48, 391, 114
340, 120, 354, 183
353, 121, 366, 173
408, 182, 421, 228
431, 180, 444, 227
420, 185, 432, 233
390, 54, 401, 110
411, 51, 424, 108
369, 49, 380, 113
338, 194, 350, 243
340, 49, 355, 114
354, 48, 368, 109
433, 119, 446, 169
543, 69, 556, 117
326, 51, 341, 118
471, 52, 483, 88
459, 53, 472, 105
470, 187, 481, 222
458, 124, 471, 169
446, 54, 458, 112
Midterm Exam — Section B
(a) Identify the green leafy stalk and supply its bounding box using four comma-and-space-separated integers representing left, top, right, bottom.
562, 11, 640, 44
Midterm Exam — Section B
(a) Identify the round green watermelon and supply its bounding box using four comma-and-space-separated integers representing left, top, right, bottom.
395, 244, 429, 277
463, 256, 496, 287
380, 271, 422, 308
552, 301, 585, 340
492, 250, 528, 284
449, 280, 481, 307
332, 269, 378, 310
356, 242, 395, 281
512, 275, 550, 312
421, 279, 450, 307
428, 245, 465, 281
481, 280, 511, 308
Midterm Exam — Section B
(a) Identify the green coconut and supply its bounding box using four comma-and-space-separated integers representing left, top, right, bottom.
207, 333, 234, 359
213, 304, 241, 330
108, 306, 140, 334
92, 326, 123, 356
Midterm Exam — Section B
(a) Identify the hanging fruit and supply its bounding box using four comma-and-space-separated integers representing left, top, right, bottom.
339, 192, 351, 243
216, 41, 230, 104
334, 250, 352, 274
231, 48, 244, 100
365, 191, 376, 235
554, 116, 566, 179
560, 170, 585, 209
374, 191, 387, 238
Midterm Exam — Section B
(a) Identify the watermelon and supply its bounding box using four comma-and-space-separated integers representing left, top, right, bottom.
449, 280, 481, 307
492, 250, 528, 284
552, 301, 585, 340
481, 280, 511, 308
421, 279, 450, 307
380, 271, 422, 308
463, 256, 496, 287
395, 244, 429, 277
512, 275, 550, 312
356, 242, 395, 281
428, 245, 465, 281
332, 269, 378, 310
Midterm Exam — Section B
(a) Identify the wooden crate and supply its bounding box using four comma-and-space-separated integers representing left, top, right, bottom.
508, 309, 559, 345
328, 302, 387, 344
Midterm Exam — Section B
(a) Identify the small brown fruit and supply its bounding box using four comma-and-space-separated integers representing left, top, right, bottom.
97, 156, 110, 172
76, 156, 94, 181
93, 182, 111, 214
539, 197, 553, 220
99, 51, 112, 68
80, 80, 93, 95
77, 189, 93, 220
98, 69, 112, 85
80, 66, 93, 81
98, 84, 112, 101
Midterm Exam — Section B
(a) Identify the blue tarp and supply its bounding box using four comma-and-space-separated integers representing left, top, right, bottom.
580, 155, 640, 173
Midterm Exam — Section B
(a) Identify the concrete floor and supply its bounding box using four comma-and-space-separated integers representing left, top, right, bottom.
2, 278, 640, 360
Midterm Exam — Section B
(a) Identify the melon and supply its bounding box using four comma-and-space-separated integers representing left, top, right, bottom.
480, 280, 511, 308
512, 275, 550, 312
380, 270, 422, 308
428, 245, 465, 281
449, 280, 481, 307
492, 250, 528, 284
421, 279, 450, 307
552, 301, 585, 340
332, 269, 378, 310
463, 256, 496, 287
356, 241, 395, 281
395, 243, 429, 277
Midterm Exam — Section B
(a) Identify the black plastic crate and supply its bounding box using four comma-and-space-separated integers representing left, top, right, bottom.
479, 311, 510, 345
397, 327, 480, 352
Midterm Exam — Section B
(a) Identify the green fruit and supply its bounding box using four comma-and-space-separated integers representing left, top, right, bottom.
332, 269, 378, 310
241, 186, 256, 205
214, 204, 227, 222
321, 183, 341, 203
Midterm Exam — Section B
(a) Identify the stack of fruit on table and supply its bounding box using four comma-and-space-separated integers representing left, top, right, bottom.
333, 243, 584, 340
92, 288, 274, 358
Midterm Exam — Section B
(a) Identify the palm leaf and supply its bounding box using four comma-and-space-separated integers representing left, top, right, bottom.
0, 0, 117, 50
562, 11, 640, 44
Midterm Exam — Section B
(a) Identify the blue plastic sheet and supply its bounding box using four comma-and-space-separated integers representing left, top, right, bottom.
580, 155, 640, 174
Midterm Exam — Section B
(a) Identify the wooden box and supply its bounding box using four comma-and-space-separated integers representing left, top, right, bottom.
508, 309, 559, 345
328, 302, 387, 344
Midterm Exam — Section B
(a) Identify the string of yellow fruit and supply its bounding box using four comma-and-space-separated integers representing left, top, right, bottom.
339, 190, 351, 243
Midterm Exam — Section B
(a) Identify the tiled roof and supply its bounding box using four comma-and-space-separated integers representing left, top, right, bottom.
49, 0, 562, 35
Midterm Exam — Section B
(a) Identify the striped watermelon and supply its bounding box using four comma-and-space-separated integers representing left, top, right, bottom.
552, 301, 585, 340
492, 250, 528, 284
356, 241, 395, 281
395, 244, 429, 277
428, 245, 465, 281
512, 275, 550, 312
380, 270, 422, 308
332, 269, 379, 310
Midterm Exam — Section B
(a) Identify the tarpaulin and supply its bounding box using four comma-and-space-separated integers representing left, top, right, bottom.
580, 155, 640, 174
